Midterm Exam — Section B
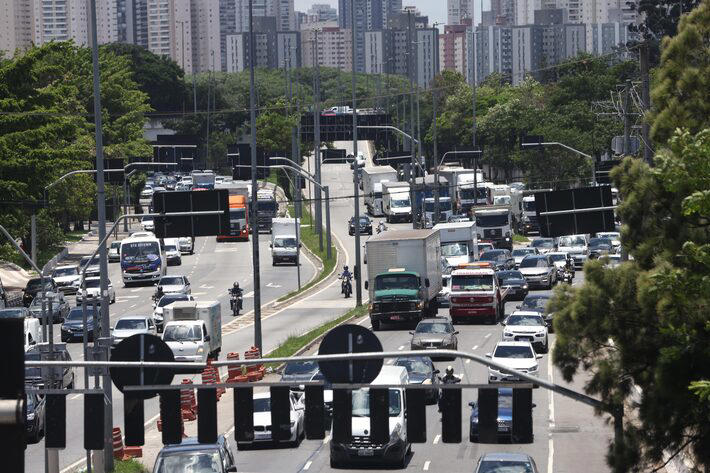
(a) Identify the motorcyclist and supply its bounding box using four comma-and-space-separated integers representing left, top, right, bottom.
339, 266, 353, 294
229, 282, 243, 298
229, 282, 243, 315
377, 221, 387, 234
438, 366, 461, 412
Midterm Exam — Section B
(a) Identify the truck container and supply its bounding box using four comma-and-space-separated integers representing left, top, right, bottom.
162, 300, 222, 361
256, 189, 278, 233
458, 180, 493, 212
364, 229, 442, 330
217, 194, 249, 241
413, 175, 452, 225
433, 221, 478, 268
381, 181, 412, 223
361, 166, 397, 216
270, 217, 300, 265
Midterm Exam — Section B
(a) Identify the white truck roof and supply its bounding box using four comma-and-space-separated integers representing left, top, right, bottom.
362, 166, 397, 175
371, 365, 408, 386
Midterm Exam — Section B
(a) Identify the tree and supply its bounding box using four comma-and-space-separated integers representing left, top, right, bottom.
649, 0, 710, 144
629, 0, 702, 41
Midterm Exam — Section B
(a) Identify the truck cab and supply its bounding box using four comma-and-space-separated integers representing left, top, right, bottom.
382, 182, 412, 223
162, 301, 222, 362
449, 265, 507, 324
256, 189, 278, 233
473, 206, 513, 251
521, 196, 538, 234
367, 269, 428, 330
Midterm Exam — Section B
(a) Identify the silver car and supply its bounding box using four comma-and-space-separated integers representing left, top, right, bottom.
111, 315, 157, 346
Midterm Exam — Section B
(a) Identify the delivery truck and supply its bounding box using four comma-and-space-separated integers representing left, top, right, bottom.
433, 221, 478, 268
362, 166, 398, 216
364, 229, 442, 330
382, 181, 412, 223
270, 217, 300, 265
162, 300, 222, 362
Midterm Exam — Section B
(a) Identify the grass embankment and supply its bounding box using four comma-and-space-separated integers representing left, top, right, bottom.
265, 305, 368, 370
513, 234, 529, 244
276, 204, 336, 302
80, 459, 148, 473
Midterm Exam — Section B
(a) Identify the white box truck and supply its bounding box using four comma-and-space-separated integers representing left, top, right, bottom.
162, 300, 222, 362
270, 217, 300, 265
382, 181, 412, 223
362, 166, 398, 216
433, 221, 478, 268
364, 229, 442, 330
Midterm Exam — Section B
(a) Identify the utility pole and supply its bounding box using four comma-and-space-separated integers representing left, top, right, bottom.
205, 51, 213, 169
313, 30, 323, 251
287, 47, 301, 219
432, 87, 439, 223
248, 0, 262, 351
623, 80, 632, 156
640, 41, 653, 165
471, 27, 478, 214
407, 11, 417, 229
351, 0, 363, 307
88, 0, 113, 470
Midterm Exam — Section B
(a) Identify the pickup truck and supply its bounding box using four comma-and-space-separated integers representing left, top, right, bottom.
448, 265, 509, 324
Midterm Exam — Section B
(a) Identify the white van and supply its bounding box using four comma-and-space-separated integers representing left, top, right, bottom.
25, 318, 43, 351
329, 365, 410, 468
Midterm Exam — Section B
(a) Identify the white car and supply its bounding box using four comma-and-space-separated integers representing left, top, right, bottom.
108, 241, 121, 262
501, 311, 549, 353
178, 237, 194, 255
156, 275, 191, 295
556, 234, 589, 268
518, 254, 557, 289
486, 341, 542, 383
140, 186, 154, 199
141, 217, 155, 232
236, 391, 305, 448
162, 241, 182, 266
511, 247, 539, 268
51, 264, 81, 294
111, 315, 157, 346
77, 277, 116, 304
596, 232, 621, 249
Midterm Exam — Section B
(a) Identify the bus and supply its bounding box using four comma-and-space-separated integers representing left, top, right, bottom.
120, 235, 166, 286
217, 194, 249, 242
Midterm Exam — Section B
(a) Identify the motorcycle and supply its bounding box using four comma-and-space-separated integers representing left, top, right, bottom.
340, 276, 352, 299
229, 289, 243, 316
437, 374, 461, 411
557, 267, 574, 284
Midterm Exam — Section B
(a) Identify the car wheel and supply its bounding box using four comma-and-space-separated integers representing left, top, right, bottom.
541, 338, 549, 354
330, 457, 341, 469
67, 380, 74, 390
61, 334, 67, 343
371, 319, 381, 331
111, 295, 116, 304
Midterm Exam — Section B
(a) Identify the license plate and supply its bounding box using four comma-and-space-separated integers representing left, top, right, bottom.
357, 449, 374, 457
390, 315, 402, 321
499, 426, 510, 432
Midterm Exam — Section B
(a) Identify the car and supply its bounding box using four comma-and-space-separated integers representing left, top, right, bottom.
517, 294, 553, 330
486, 341, 542, 383
152, 186, 166, 193
178, 236, 194, 255
25, 392, 46, 443
108, 241, 121, 262
141, 216, 155, 232
477, 242, 495, 257
556, 234, 589, 268
409, 317, 459, 359
479, 249, 515, 271
153, 435, 237, 473
596, 231, 621, 249
61, 305, 100, 342
111, 315, 157, 346
518, 255, 557, 289
348, 215, 372, 235
495, 270, 529, 301
76, 276, 116, 304
474, 452, 540, 473
604, 253, 622, 268
588, 237, 613, 258
28, 291, 70, 323
79, 255, 102, 278
163, 241, 182, 266
237, 391, 305, 449
25, 345, 74, 389
157, 275, 191, 295
530, 237, 556, 254
469, 388, 520, 443
51, 264, 82, 294
128, 230, 155, 238
140, 185, 154, 199
153, 293, 195, 332
393, 356, 440, 403
511, 247, 539, 268
22, 277, 57, 307
501, 311, 549, 353
280, 360, 320, 386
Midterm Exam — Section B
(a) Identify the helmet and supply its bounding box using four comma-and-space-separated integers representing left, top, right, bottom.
445, 366, 454, 376
343, 265, 349, 272
233, 282, 240, 289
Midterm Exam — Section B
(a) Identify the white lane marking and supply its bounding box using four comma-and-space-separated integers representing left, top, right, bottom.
129, 304, 137, 309
484, 333, 491, 339
472, 345, 479, 350
191, 292, 207, 296
130, 288, 142, 293
323, 435, 331, 445
398, 345, 405, 350
465, 359, 471, 364
303, 460, 312, 471
433, 434, 440, 445
423, 460, 431, 471
119, 295, 139, 299
547, 340, 555, 473
242, 291, 254, 298
69, 394, 82, 400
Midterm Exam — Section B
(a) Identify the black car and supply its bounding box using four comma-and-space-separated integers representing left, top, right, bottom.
22, 277, 57, 307
518, 294, 553, 331
61, 306, 100, 342
496, 270, 529, 301
348, 215, 372, 235
588, 237, 613, 258
25, 346, 74, 390
280, 360, 319, 387
28, 292, 70, 323
26, 392, 46, 443
469, 388, 517, 442
153, 436, 237, 473
393, 356, 440, 403
479, 249, 515, 271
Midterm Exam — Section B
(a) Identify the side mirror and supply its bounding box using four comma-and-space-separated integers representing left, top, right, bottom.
516, 305, 521, 309
485, 353, 492, 358
299, 243, 302, 248
433, 369, 440, 374
424, 278, 430, 288
408, 331, 414, 335
364, 281, 369, 290
227, 467, 238, 472
204, 335, 211, 342
454, 331, 460, 335
269, 243, 272, 248
468, 401, 476, 407
500, 321, 505, 326
532, 403, 537, 408
536, 354, 543, 359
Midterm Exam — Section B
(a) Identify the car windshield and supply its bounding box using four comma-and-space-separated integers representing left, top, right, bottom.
121, 241, 160, 262
589, 238, 612, 248
53, 267, 78, 277
163, 324, 201, 342
110, 242, 121, 249
154, 451, 221, 473
26, 279, 52, 291
519, 257, 548, 268
558, 236, 586, 247
351, 389, 402, 417
597, 233, 619, 240
498, 271, 524, 282
494, 345, 534, 358
424, 200, 452, 212
84, 279, 101, 288
531, 239, 554, 249
375, 274, 418, 291
480, 251, 506, 262
391, 198, 410, 207
30, 296, 59, 307
273, 238, 297, 248
141, 217, 153, 223
477, 460, 534, 473
0, 308, 26, 318
115, 319, 147, 330
164, 245, 177, 252
416, 322, 452, 334
523, 200, 536, 211
230, 209, 246, 220
506, 315, 544, 326
549, 254, 567, 262
160, 277, 184, 286
66, 309, 90, 320
494, 196, 511, 205
358, 217, 369, 224
441, 242, 468, 257
158, 295, 188, 307
521, 296, 550, 311
451, 275, 494, 291
284, 361, 318, 375
512, 248, 535, 257
254, 397, 271, 413
394, 358, 432, 376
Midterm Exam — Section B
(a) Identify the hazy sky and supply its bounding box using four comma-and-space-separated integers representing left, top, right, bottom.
294, 0, 486, 28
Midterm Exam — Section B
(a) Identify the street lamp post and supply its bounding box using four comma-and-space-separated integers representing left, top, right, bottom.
351, 0, 363, 306
521, 142, 596, 185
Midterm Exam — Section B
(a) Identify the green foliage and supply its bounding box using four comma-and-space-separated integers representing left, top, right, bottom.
649, 0, 710, 145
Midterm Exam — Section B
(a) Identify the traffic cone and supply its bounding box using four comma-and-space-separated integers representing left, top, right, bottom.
180, 379, 197, 421
112, 427, 125, 460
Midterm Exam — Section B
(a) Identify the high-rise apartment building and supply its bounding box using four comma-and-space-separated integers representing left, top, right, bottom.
306, 3, 337, 22
0, 0, 33, 57
511, 25, 544, 85
301, 26, 352, 71
191, 0, 221, 72
440, 22, 469, 76
447, 0, 472, 25
468, 24, 512, 84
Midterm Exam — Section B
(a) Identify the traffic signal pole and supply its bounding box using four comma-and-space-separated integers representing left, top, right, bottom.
351, 0, 362, 307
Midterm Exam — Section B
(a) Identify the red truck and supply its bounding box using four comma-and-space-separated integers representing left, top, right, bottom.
449, 264, 508, 324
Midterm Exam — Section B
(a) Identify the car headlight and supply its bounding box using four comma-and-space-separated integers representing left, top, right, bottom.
416, 301, 424, 310
154, 313, 163, 321
27, 412, 35, 421
534, 332, 545, 337
522, 284, 528, 289
530, 364, 539, 373
422, 379, 432, 385
196, 346, 204, 354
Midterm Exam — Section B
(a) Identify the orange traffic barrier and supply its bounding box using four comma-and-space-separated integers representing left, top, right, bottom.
123, 446, 142, 458
201, 359, 224, 400
180, 379, 197, 421
244, 346, 264, 381
226, 352, 243, 382
112, 427, 124, 460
